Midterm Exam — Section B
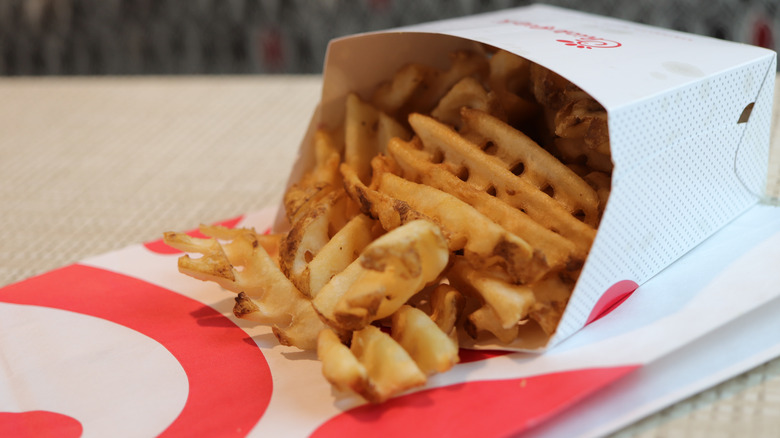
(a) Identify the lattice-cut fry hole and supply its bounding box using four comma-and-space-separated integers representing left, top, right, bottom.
283, 129, 343, 225
387, 136, 575, 272
345, 93, 411, 184
459, 107, 601, 226
375, 171, 549, 284
280, 189, 352, 297
392, 305, 460, 375
408, 112, 597, 260
312, 220, 450, 331
163, 229, 327, 350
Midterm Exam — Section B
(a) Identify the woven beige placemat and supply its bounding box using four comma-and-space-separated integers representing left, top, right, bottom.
0, 75, 778, 437
0, 75, 320, 285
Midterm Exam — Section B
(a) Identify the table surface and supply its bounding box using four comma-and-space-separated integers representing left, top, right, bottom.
1, 75, 779, 437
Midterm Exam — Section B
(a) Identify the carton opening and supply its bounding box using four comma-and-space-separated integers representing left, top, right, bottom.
282, 43, 614, 354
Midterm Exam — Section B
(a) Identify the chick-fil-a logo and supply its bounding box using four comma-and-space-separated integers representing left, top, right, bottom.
497, 19, 623, 49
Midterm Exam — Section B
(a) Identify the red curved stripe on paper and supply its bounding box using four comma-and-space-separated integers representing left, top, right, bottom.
144, 216, 245, 254
0, 264, 272, 437
0, 411, 82, 438
585, 280, 639, 326
313, 365, 638, 438
312, 365, 638, 438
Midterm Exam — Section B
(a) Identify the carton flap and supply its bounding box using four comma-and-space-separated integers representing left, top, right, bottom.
373, 4, 775, 111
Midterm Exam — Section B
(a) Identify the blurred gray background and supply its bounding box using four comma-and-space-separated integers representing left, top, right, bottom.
1, 0, 777, 75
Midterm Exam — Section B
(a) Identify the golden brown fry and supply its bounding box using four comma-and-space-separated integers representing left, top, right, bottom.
163, 231, 236, 285
489, 49, 532, 98
414, 50, 490, 113
371, 63, 438, 117
340, 161, 430, 231
306, 213, 379, 298
408, 112, 597, 260
553, 137, 614, 174
165, 48, 616, 402
428, 283, 465, 342
447, 257, 535, 330
465, 304, 520, 344
279, 189, 351, 296
234, 291, 328, 350
376, 163, 549, 284
527, 273, 573, 335
392, 305, 459, 375
199, 224, 283, 266
584, 171, 612, 216
387, 136, 575, 272
283, 129, 343, 225
529, 63, 590, 112
430, 77, 502, 128
488, 49, 539, 125
318, 328, 369, 394
349, 325, 427, 403
164, 230, 328, 350
312, 220, 450, 331
459, 108, 601, 226
345, 93, 411, 184
372, 50, 489, 120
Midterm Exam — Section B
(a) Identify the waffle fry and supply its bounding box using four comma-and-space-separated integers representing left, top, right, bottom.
280, 189, 351, 296
164, 47, 614, 404
331, 325, 427, 403
430, 77, 502, 128
447, 257, 535, 331
305, 213, 379, 297
407, 112, 597, 259
428, 284, 465, 343
488, 49, 540, 126
345, 93, 411, 184
459, 107, 602, 226
312, 219, 449, 331
392, 305, 460, 375
163, 228, 328, 350
372, 50, 489, 120
530, 62, 614, 176
374, 171, 547, 284
386, 136, 575, 271
283, 129, 343, 225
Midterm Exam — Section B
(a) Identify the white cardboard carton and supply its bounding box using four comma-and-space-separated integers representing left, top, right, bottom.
284, 4, 777, 349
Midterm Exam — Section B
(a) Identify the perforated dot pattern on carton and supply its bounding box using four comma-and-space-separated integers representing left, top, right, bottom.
553, 56, 777, 344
